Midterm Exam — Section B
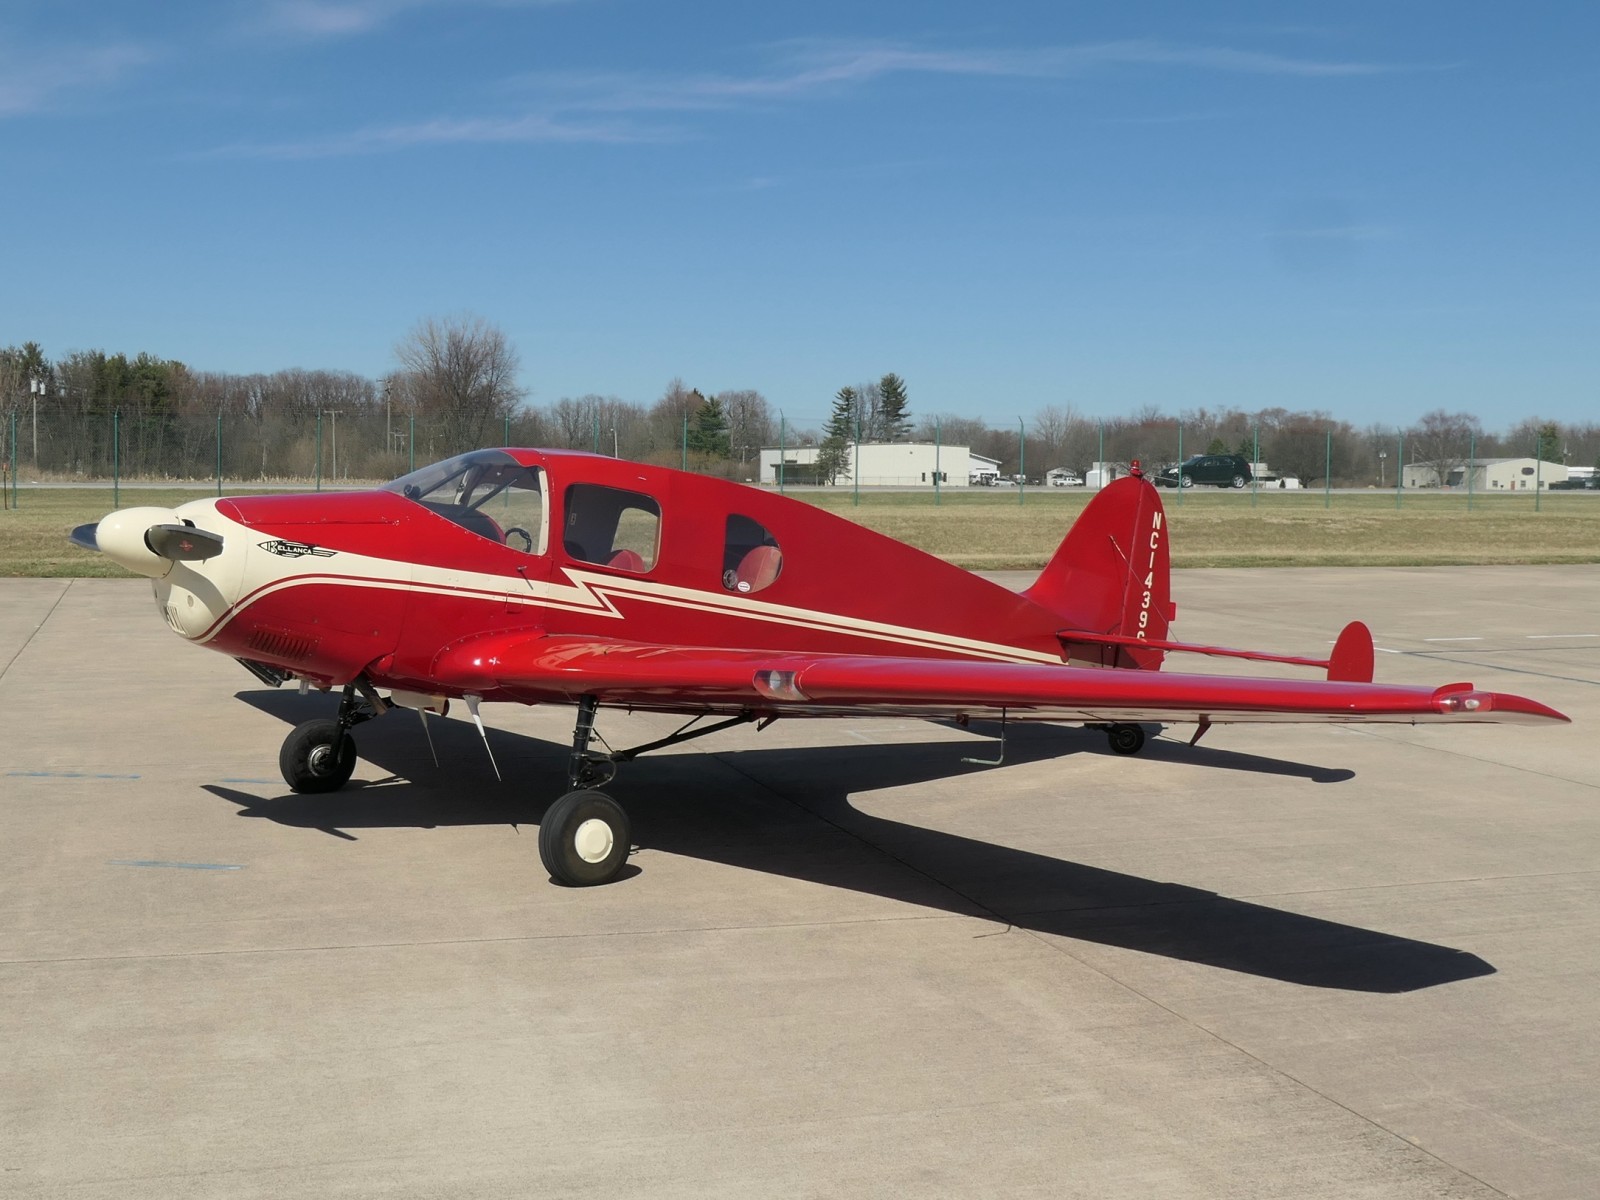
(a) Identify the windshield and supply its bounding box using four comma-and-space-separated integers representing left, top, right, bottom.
383, 450, 548, 554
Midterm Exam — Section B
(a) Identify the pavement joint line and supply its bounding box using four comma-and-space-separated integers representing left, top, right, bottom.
1385, 647, 1600, 687
1007, 866, 1600, 918
1344, 727, 1600, 791
0, 912, 967, 968
0, 579, 72, 685
1012, 929, 1515, 1199
708, 756, 1519, 1198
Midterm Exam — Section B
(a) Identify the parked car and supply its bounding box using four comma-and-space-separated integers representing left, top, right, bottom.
1154, 454, 1254, 489
1048, 471, 1084, 487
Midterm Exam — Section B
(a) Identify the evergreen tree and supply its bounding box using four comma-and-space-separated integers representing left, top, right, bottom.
1535, 422, 1561, 463
815, 386, 858, 484
687, 394, 731, 457
878, 373, 911, 441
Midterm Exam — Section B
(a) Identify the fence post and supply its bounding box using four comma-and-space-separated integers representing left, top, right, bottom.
681, 416, 687, 472
8, 410, 17, 509
1324, 428, 1331, 509
1251, 425, 1260, 507
934, 417, 941, 506
113, 410, 121, 509
1467, 432, 1475, 511
778, 414, 786, 493
1097, 422, 1104, 489
505, 414, 511, 447
1535, 437, 1543, 512
852, 414, 860, 507
216, 412, 223, 497
1395, 432, 1404, 509
408, 415, 415, 473
315, 411, 323, 492
1176, 421, 1183, 507
1018, 418, 1025, 506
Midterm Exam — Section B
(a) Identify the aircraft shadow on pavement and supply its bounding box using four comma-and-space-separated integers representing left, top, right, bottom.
215, 690, 1492, 995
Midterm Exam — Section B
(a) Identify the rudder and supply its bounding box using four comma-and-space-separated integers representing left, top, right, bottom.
1021, 475, 1172, 669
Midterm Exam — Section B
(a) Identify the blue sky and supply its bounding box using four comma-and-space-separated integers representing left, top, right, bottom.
2, 1, 1595, 430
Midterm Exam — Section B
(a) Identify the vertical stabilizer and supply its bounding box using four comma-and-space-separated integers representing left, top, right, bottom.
1022, 476, 1172, 669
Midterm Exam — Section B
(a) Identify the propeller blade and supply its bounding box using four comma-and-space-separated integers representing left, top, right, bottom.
145, 524, 225, 561
69, 523, 100, 552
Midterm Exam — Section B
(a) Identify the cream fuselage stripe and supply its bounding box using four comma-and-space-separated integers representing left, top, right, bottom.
190, 510, 1061, 666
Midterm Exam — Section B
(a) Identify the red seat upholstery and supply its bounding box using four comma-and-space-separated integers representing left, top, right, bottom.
733, 545, 782, 592
607, 548, 647, 572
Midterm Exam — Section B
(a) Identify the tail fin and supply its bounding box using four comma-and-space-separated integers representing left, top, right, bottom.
1022, 476, 1172, 670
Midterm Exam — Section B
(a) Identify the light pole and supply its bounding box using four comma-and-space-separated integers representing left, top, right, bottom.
1378, 449, 1387, 487
29, 377, 44, 463
610, 427, 619, 457
325, 410, 343, 482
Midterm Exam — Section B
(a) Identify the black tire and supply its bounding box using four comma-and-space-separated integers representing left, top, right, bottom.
539, 789, 632, 886
1106, 723, 1147, 756
1231, 474, 1247, 488
1179, 474, 1193, 488
280, 718, 357, 793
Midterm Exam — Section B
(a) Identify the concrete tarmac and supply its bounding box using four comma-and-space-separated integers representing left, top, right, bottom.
2, 567, 1595, 1198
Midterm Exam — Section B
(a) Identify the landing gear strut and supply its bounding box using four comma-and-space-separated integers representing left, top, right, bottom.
278, 675, 388, 793
538, 697, 761, 886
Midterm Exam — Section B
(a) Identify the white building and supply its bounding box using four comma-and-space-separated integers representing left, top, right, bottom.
759, 443, 976, 487
1402, 457, 1568, 490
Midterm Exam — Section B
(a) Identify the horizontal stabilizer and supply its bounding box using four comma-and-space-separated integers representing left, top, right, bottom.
1328, 621, 1374, 683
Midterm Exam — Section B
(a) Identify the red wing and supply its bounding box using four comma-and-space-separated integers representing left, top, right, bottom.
431, 635, 1567, 726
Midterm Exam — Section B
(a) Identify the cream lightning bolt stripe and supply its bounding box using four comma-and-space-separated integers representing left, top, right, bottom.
187, 506, 1061, 665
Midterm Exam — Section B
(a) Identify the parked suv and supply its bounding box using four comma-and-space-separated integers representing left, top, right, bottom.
1154, 454, 1254, 489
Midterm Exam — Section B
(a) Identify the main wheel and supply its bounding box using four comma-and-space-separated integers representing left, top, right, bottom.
280, 718, 357, 793
1179, 474, 1193, 488
539, 789, 632, 886
1231, 474, 1247, 488
1106, 723, 1147, 756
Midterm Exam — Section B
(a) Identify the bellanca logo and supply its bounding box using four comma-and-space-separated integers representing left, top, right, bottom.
258, 540, 336, 559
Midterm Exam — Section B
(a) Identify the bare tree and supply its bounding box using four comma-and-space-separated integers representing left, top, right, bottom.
392, 314, 526, 456
717, 388, 773, 471
1408, 409, 1483, 487
1030, 403, 1077, 468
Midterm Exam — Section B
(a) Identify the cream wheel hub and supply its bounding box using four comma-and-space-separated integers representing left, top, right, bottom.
573, 817, 615, 863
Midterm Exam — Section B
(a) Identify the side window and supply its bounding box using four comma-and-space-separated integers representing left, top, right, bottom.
723, 514, 782, 594
563, 484, 660, 572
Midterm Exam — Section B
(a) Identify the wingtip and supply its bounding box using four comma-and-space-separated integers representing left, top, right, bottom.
1434, 687, 1569, 724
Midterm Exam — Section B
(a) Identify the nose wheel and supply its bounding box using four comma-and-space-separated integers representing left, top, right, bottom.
280, 718, 358, 792
278, 676, 388, 793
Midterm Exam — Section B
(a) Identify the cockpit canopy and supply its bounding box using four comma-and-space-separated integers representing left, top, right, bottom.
383, 450, 548, 554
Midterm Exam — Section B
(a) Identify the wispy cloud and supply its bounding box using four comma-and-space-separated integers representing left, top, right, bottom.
258, 0, 572, 39
205, 111, 667, 159
215, 36, 1434, 158
505, 37, 1425, 114
0, 41, 157, 117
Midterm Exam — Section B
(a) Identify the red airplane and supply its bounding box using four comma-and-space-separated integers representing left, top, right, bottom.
71, 449, 1566, 886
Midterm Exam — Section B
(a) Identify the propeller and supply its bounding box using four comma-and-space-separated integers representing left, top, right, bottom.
67, 508, 226, 576
145, 523, 225, 561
